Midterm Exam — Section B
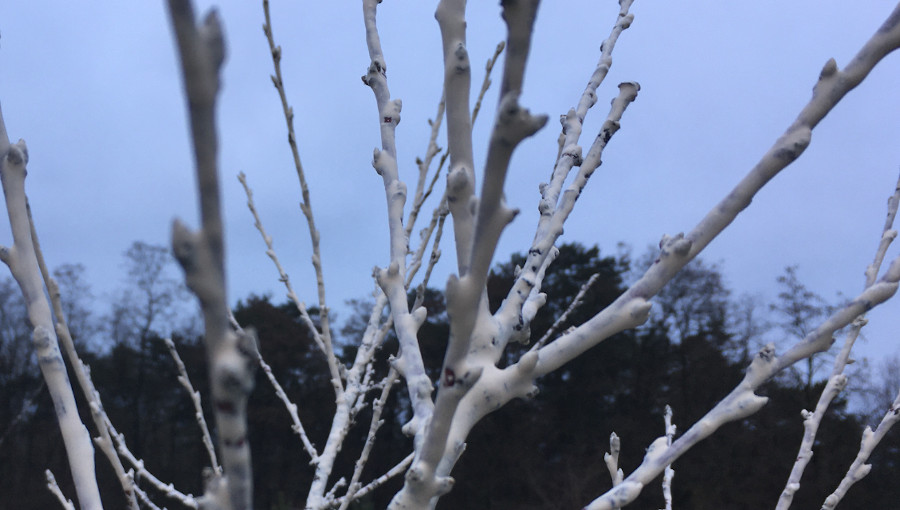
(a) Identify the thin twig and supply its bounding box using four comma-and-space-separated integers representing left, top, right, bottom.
45, 470, 76, 510
777, 170, 900, 510
261, 0, 342, 398
533, 273, 599, 350
338, 369, 400, 510
471, 41, 505, 124
164, 337, 222, 475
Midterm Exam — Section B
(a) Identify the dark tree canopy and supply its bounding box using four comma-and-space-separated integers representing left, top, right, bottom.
0, 243, 898, 509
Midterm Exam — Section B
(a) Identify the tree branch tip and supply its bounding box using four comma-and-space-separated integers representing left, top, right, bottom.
819, 57, 838, 79
757, 343, 776, 361
447, 165, 470, 192
171, 219, 200, 263
537, 196, 552, 214
200, 8, 225, 66
626, 298, 652, 323
504, 205, 520, 224
883, 255, 900, 281
411, 305, 427, 325
857, 463, 873, 479
4, 139, 28, 166
434, 476, 455, 496
617, 81, 640, 97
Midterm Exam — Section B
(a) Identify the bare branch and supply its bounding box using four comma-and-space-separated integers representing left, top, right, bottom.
0, 107, 103, 510
165, 337, 223, 475
166, 2, 257, 508
45, 470, 76, 510
822, 387, 900, 509
31, 206, 139, 509
261, 0, 338, 387
777, 170, 900, 509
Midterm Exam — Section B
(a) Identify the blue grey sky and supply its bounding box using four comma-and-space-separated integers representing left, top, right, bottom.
1, 2, 899, 370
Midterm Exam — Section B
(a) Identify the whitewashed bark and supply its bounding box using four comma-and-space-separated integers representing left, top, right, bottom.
777, 173, 900, 509
34, 229, 139, 510
166, 2, 257, 509
46, 470, 77, 510
165, 338, 222, 475
821, 387, 900, 509
0, 107, 103, 510
261, 0, 342, 396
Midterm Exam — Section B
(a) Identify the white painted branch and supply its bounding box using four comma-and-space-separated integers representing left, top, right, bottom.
338, 369, 400, 510
231, 310, 321, 466
166, 2, 257, 508
374, 261, 433, 437
776, 366, 850, 509
407, 99, 446, 240
603, 432, 623, 510
0, 108, 103, 510
865, 171, 900, 288
533, 272, 600, 349
31, 219, 138, 510
361, 0, 433, 446
261, 0, 339, 389
363, 0, 407, 266
345, 453, 415, 504
408, 195, 449, 295
534, 1, 900, 380
583, 260, 900, 510
777, 171, 900, 509
530, 0, 635, 270
822, 388, 900, 509
496, 82, 639, 353
133, 485, 164, 510
238, 173, 327, 357
519, 246, 557, 344
306, 290, 398, 508
471, 41, 505, 125
107, 416, 199, 508
435, 0, 477, 275
406, 39, 498, 282
261, 353, 320, 462
165, 337, 223, 475
389, 3, 548, 508
493, 0, 638, 355
661, 406, 676, 510
46, 470, 76, 510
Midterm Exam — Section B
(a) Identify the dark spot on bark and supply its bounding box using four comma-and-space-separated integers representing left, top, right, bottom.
444, 368, 456, 387
216, 400, 236, 414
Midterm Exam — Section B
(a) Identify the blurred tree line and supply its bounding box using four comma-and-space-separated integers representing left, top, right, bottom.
1, 242, 898, 509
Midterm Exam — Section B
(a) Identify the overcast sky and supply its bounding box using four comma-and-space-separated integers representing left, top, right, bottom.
1, 2, 899, 372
